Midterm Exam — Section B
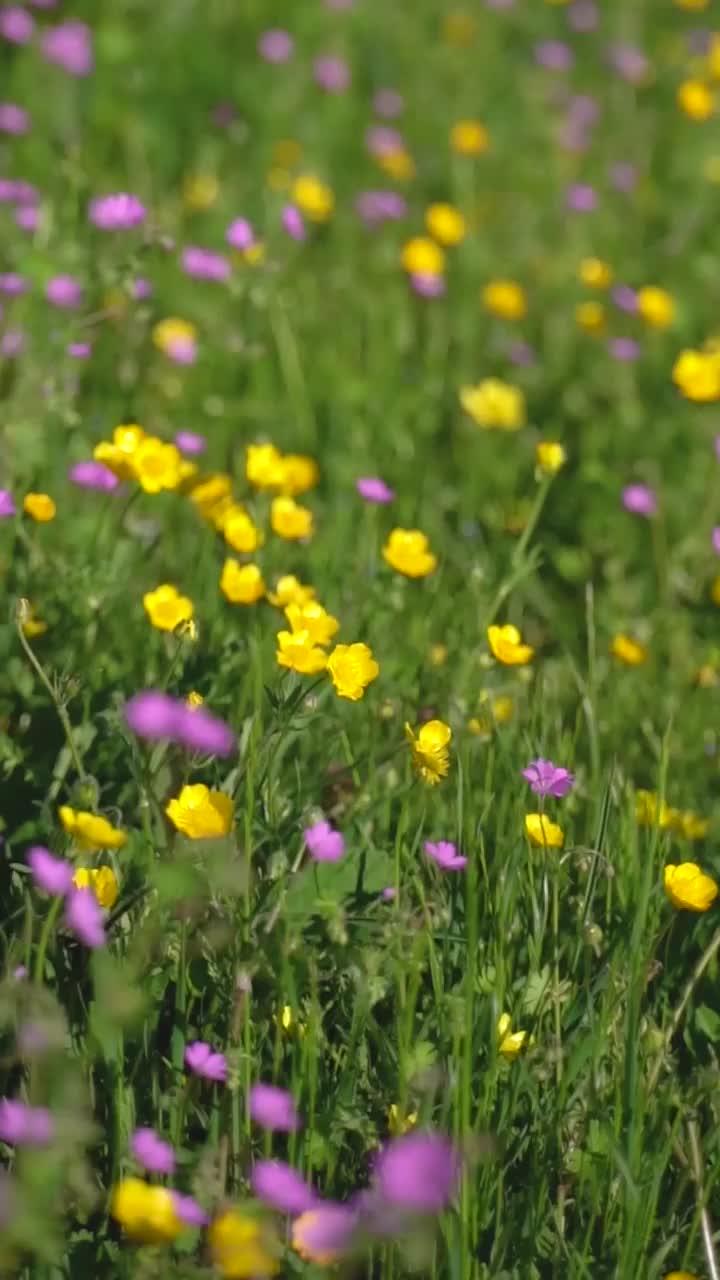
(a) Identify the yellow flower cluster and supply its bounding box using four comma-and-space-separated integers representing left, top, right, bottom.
460, 379, 526, 430
111, 1178, 183, 1244
276, 597, 379, 701
59, 806, 127, 851
73, 866, 119, 909
635, 791, 709, 841
672, 345, 720, 402
95, 424, 197, 494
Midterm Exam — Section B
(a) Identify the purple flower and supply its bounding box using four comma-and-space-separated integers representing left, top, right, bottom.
0, 103, 29, 135
251, 1160, 316, 1214
175, 430, 206, 456
211, 101, 237, 128
521, 759, 575, 798
568, 0, 598, 31
0, 6, 34, 43
124, 691, 181, 740
0, 273, 27, 297
249, 1083, 300, 1132
611, 284, 637, 314
226, 218, 255, 251
534, 40, 574, 71
411, 273, 446, 299
28, 846, 73, 896
171, 1192, 208, 1227
314, 55, 351, 92
622, 484, 657, 517
65, 888, 105, 949
355, 190, 407, 227
69, 461, 119, 491
0, 1100, 53, 1146
356, 477, 395, 504
294, 1203, 357, 1256
373, 89, 404, 118
566, 184, 597, 213
124, 690, 236, 757
166, 336, 197, 365
381, 886, 396, 901
179, 704, 236, 757
46, 275, 82, 309
609, 162, 638, 194
15, 205, 39, 232
132, 277, 153, 300
282, 205, 306, 242
184, 1040, 227, 1082
607, 43, 648, 85
568, 95, 600, 129
0, 330, 24, 357
608, 336, 639, 362
712, 528, 720, 555
131, 1127, 176, 1175
424, 841, 468, 872
0, 490, 16, 518
366, 126, 405, 157
67, 342, 92, 360
181, 247, 231, 282
304, 821, 345, 863
507, 340, 536, 366
258, 28, 293, 63
88, 193, 146, 231
41, 20, 93, 75
375, 1133, 459, 1213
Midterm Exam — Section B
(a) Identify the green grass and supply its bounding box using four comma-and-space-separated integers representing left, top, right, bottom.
2, 0, 720, 1276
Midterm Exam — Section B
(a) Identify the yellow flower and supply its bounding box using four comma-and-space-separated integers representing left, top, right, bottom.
388, 1104, 418, 1135
152, 317, 197, 355
610, 634, 648, 666
220, 560, 266, 605
635, 790, 679, 831
677, 812, 710, 840
21, 604, 47, 639
326, 643, 379, 700
183, 173, 219, 211
285, 601, 339, 648
268, 575, 316, 609
425, 203, 466, 246
377, 148, 416, 181
23, 493, 56, 523
450, 119, 490, 155
430, 643, 448, 667
143, 584, 194, 632
190, 474, 235, 525
497, 1013, 533, 1060
209, 1210, 279, 1278
487, 624, 534, 666
246, 443, 285, 490
166, 784, 233, 840
111, 1177, 182, 1245
663, 1274, 701, 1280
382, 528, 437, 578
242, 242, 265, 266
575, 300, 606, 334
459, 379, 526, 430
492, 696, 514, 724
292, 1210, 346, 1267
674, 0, 708, 7
276, 630, 328, 675
405, 719, 452, 786
637, 286, 675, 329
672, 348, 720, 402
678, 79, 714, 120
275, 1004, 307, 1037
482, 280, 527, 320
401, 237, 446, 278
59, 807, 127, 851
223, 507, 265, 554
291, 175, 334, 222
278, 454, 319, 496
132, 437, 185, 493
73, 867, 119, 910
187, 690, 204, 708
94, 425, 147, 479
579, 257, 612, 289
664, 863, 719, 912
524, 814, 564, 849
271, 497, 314, 540
535, 442, 566, 474
708, 34, 720, 80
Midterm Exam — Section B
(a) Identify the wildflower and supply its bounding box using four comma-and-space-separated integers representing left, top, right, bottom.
111, 1177, 182, 1244
249, 1083, 300, 1132
304, 821, 345, 862
622, 484, 657, 516
268, 575, 315, 608
608, 337, 640, 362
524, 814, 564, 848
0, 1100, 53, 1146
497, 1013, 532, 1060
459, 379, 526, 430
175, 430, 206, 456
425, 203, 466, 246
125, 689, 235, 756
73, 867, 118, 910
664, 863, 718, 912
220, 560, 266, 605
0, 490, 16, 517
424, 840, 467, 871
183, 173, 219, 211
430, 643, 448, 667
326, 643, 379, 700
678, 80, 714, 120
271, 496, 313, 540
406, 719, 452, 785
209, 1210, 279, 1278
0, 7, 35, 44
246, 443, 285, 490
41, 20, 93, 75
143, 584, 194, 631
69, 461, 119, 491
292, 1206, 357, 1265
637, 286, 675, 329
94, 423, 146, 479
535, 442, 566, 474
575, 300, 606, 333
579, 257, 612, 289
152, 317, 198, 364
482, 280, 527, 320
184, 1040, 228, 1082
88, 193, 146, 230
375, 1132, 459, 1213
132, 437, 185, 493
172, 1192, 208, 1227
28, 846, 73, 896
401, 237, 445, 278
46, 275, 82, 308
251, 1160, 316, 1215
677, 812, 709, 840
487, 624, 534, 665
23, 492, 56, 522
450, 119, 489, 154
64, 887, 105, 948
377, 147, 416, 181
566, 183, 597, 212
522, 760, 574, 798
635, 790, 679, 831
356, 476, 395, 503
279, 454, 319, 496
610, 634, 648, 665
388, 1104, 418, 1135
166, 784, 232, 839
131, 1128, 175, 1176
314, 55, 351, 92
382, 528, 437, 578
258, 28, 293, 63
285, 602, 339, 647
291, 175, 334, 222
282, 205, 306, 241
276, 630, 328, 675
672, 348, 720, 402
59, 807, 127, 851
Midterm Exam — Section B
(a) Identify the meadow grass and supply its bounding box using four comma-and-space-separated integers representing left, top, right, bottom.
2, 0, 720, 1277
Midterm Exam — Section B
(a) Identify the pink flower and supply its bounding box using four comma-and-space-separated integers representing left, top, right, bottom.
522, 759, 574, 798
622, 484, 656, 517
249, 1083, 300, 1132
0, 1100, 53, 1146
373, 89, 404, 118
88, 193, 146, 230
258, 28, 293, 63
424, 841, 467, 872
181, 247, 231, 282
304, 821, 345, 863
375, 1132, 459, 1213
41, 20, 93, 75
0, 103, 30, 135
356, 477, 395, 504
0, 6, 34, 44
15, 205, 39, 232
69, 461, 118, 491
131, 1127, 175, 1175
226, 218, 255, 250
171, 1192, 208, 1226
67, 342, 92, 360
251, 1160, 316, 1214
65, 888, 105, 948
184, 1040, 227, 1082
175, 430, 206, 456
712, 528, 720, 555
28, 846, 73, 896
411, 273, 446, 298
282, 205, 306, 242
45, 275, 82, 309
0, 490, 16, 518
124, 690, 236, 757
313, 55, 351, 92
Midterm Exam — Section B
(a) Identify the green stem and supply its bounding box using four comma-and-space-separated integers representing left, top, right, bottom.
16, 604, 86, 782
34, 897, 64, 985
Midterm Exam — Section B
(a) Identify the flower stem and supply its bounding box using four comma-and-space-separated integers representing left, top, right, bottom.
33, 897, 64, 985
16, 601, 86, 782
